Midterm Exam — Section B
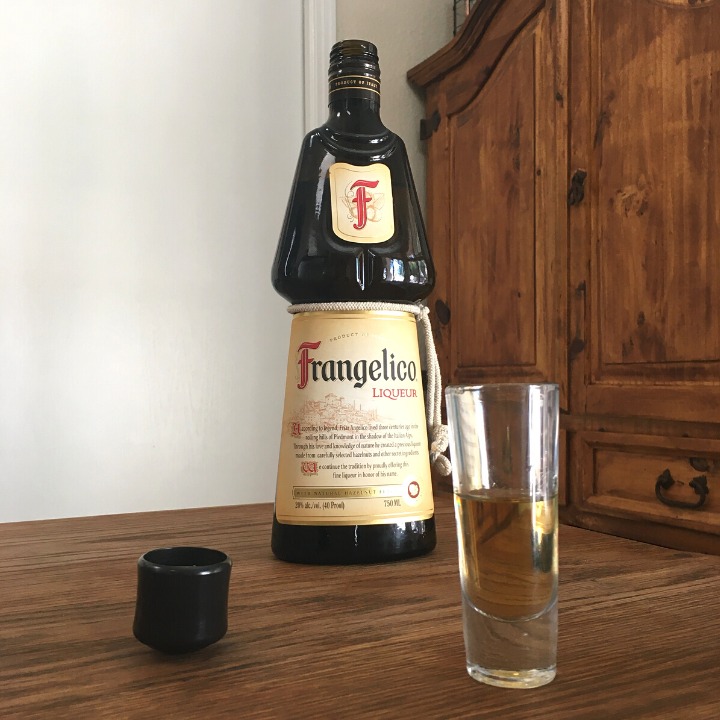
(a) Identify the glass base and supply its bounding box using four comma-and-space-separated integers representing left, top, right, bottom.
467, 664, 556, 689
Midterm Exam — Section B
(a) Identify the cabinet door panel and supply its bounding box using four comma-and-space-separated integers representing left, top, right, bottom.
452, 36, 537, 371
570, 0, 720, 421
410, 0, 567, 399
445, 11, 566, 391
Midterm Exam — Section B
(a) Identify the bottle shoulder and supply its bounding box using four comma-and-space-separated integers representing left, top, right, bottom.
304, 124, 403, 163
272, 121, 434, 304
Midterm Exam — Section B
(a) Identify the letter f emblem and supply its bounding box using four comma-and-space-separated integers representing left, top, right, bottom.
350, 179, 379, 230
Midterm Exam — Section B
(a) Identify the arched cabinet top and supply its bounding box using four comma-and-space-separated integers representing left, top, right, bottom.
407, 0, 546, 91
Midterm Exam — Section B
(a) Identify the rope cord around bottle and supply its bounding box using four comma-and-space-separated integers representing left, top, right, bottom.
288, 302, 452, 477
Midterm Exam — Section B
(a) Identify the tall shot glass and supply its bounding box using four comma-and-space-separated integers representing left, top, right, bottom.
445, 383, 559, 689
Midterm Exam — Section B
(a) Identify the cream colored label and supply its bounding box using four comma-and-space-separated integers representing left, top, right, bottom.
328, 162, 394, 243
275, 311, 434, 526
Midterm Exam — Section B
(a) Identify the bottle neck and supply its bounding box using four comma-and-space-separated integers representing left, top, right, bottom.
326, 94, 385, 134
326, 40, 385, 139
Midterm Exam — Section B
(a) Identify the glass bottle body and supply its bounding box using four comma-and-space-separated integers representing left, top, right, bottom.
271, 46, 436, 564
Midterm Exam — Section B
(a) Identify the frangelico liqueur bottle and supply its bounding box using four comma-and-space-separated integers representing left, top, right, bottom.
271, 39, 436, 563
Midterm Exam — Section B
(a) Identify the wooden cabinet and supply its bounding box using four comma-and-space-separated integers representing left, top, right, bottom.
409, 0, 720, 552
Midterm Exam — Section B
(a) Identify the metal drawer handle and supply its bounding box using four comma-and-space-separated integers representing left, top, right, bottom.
655, 468, 709, 510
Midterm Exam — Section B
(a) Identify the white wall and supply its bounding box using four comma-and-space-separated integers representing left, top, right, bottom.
336, 0, 453, 210
0, 1, 303, 522
0, 1, 452, 524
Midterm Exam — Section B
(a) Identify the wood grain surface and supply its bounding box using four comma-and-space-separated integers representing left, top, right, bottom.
1, 498, 719, 719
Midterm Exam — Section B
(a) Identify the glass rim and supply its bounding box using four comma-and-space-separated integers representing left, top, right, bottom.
445, 382, 559, 395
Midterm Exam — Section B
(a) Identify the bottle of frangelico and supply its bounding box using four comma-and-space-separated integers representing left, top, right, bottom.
271, 39, 436, 563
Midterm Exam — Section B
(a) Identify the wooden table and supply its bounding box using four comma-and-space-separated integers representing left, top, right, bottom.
1, 495, 719, 719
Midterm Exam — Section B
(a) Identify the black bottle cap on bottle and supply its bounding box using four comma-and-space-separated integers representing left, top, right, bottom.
328, 39, 380, 98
